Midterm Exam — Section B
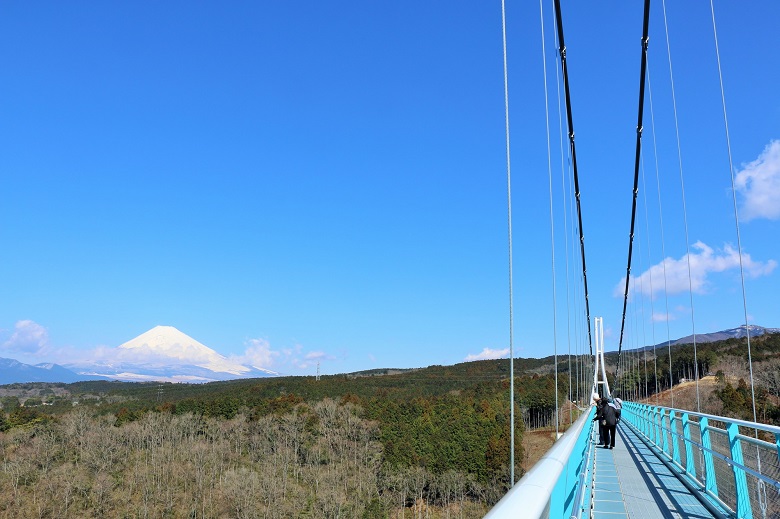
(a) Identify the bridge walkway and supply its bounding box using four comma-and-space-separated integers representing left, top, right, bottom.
590, 421, 719, 519
486, 401, 780, 518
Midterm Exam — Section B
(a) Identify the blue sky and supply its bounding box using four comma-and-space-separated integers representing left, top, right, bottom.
1, 1, 778, 376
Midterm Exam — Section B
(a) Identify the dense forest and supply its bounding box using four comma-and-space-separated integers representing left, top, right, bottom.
1, 333, 778, 517
0, 359, 568, 518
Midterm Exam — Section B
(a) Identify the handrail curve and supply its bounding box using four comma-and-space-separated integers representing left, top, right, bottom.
485, 406, 596, 519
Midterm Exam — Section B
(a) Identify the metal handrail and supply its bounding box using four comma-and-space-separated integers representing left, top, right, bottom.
630, 403, 780, 435
622, 401, 780, 519
629, 414, 780, 491
568, 423, 597, 519
485, 406, 596, 519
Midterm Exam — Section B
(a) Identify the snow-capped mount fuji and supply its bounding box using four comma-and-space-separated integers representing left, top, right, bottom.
118, 326, 250, 375
67, 326, 279, 383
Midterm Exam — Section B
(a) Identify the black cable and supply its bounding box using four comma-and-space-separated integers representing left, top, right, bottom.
552, 0, 593, 356
617, 0, 652, 382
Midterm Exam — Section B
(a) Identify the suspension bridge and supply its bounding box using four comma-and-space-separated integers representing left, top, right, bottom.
485, 0, 779, 516
485, 334, 780, 519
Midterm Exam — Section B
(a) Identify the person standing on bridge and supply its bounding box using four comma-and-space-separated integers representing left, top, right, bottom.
610, 392, 622, 424
591, 393, 605, 446
595, 398, 618, 449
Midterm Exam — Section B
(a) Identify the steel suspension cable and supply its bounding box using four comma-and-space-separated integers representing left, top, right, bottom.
645, 50, 675, 404
537, 0, 560, 436
638, 239, 649, 400
709, 4, 765, 514
661, 0, 700, 411
551, 0, 593, 357
550, 0, 574, 417
641, 148, 660, 401
499, 0, 516, 485
709, 0, 758, 427
617, 0, 651, 383
552, 0, 585, 406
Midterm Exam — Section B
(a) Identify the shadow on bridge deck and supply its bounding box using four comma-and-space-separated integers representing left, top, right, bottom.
589, 422, 722, 519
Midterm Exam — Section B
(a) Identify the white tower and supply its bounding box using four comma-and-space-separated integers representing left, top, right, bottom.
592, 317, 611, 399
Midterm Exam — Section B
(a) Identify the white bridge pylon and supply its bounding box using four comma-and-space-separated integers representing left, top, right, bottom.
592, 317, 611, 399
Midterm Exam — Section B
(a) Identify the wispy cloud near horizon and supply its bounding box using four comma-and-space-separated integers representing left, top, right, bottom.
465, 347, 510, 362
615, 241, 776, 299
229, 338, 279, 369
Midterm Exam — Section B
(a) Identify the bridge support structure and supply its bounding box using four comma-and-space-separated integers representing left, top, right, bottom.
592, 316, 611, 399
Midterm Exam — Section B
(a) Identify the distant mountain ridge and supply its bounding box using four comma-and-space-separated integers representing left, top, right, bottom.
0, 358, 107, 384
1, 324, 778, 385
648, 325, 780, 351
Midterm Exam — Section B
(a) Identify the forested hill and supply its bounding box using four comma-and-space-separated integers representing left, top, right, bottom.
0, 354, 566, 517
5, 330, 780, 417
1, 334, 779, 516
0, 354, 555, 408
3, 331, 779, 415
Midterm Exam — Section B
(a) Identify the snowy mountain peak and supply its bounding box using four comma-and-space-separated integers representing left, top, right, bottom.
120, 326, 210, 357
117, 326, 250, 376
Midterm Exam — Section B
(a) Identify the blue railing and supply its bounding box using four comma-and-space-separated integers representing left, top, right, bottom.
485, 406, 596, 519
621, 401, 780, 519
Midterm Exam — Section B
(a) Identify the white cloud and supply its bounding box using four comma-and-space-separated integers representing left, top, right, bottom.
735, 140, 780, 221
465, 347, 510, 362
615, 241, 776, 299
233, 340, 336, 372
233, 342, 336, 372
230, 338, 279, 369
651, 312, 675, 323
292, 350, 336, 370
2, 320, 50, 356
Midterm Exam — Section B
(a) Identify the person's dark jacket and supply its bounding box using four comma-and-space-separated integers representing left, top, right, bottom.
593, 400, 604, 423
608, 403, 621, 423
593, 400, 617, 427
602, 403, 617, 427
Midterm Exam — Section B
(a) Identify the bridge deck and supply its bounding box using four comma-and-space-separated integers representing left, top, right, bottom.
589, 422, 718, 519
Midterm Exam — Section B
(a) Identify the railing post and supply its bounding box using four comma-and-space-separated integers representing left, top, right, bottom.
727, 422, 753, 519
632, 403, 640, 432
670, 410, 680, 465
775, 432, 780, 467
654, 407, 661, 447
661, 408, 669, 456
699, 417, 719, 497
648, 406, 655, 443
645, 404, 652, 439
649, 405, 655, 441
682, 413, 696, 478
632, 403, 640, 433
631, 404, 645, 433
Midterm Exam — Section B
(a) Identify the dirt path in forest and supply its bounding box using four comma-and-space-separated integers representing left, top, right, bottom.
521, 401, 583, 473
521, 428, 558, 472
